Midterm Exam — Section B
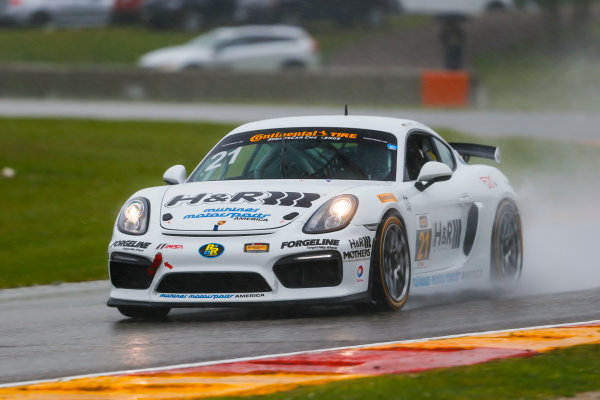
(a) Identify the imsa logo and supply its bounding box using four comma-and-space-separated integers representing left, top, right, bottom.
199, 243, 225, 258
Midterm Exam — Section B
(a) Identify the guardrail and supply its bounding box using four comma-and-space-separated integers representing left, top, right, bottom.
0, 65, 476, 106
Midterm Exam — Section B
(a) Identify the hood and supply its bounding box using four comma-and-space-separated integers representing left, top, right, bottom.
159, 180, 357, 232
139, 45, 212, 68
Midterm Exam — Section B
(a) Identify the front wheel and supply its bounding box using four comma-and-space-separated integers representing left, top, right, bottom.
371, 215, 411, 311
491, 199, 523, 287
117, 306, 170, 319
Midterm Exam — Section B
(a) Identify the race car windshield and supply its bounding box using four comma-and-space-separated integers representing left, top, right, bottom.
189, 127, 398, 182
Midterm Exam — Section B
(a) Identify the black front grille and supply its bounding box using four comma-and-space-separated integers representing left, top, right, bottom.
156, 272, 272, 293
110, 252, 154, 290
273, 251, 343, 289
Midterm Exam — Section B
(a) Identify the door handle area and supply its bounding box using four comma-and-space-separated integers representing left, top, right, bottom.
459, 194, 472, 206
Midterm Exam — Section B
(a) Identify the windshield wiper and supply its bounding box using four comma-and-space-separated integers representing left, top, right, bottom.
280, 135, 287, 178
320, 142, 368, 179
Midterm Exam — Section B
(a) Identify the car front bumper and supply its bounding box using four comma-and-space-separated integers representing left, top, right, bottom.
108, 222, 375, 307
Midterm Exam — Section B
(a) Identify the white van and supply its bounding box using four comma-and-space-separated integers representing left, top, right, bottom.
397, 0, 514, 16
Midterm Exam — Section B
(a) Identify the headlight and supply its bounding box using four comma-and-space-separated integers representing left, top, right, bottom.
117, 198, 150, 235
303, 195, 358, 234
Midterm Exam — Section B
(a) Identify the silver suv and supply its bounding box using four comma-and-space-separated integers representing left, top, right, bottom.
138, 25, 320, 72
0, 0, 114, 28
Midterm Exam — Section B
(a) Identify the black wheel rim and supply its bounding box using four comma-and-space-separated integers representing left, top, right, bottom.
497, 208, 522, 279
382, 223, 410, 302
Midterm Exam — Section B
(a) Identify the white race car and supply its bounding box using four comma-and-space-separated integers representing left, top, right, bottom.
107, 115, 523, 318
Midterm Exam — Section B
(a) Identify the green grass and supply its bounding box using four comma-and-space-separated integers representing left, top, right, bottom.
209, 344, 600, 400
0, 16, 426, 66
0, 118, 233, 288
0, 27, 196, 65
0, 118, 598, 288
474, 49, 600, 111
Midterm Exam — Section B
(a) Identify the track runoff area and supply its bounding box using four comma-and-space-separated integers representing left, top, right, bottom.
0, 321, 598, 399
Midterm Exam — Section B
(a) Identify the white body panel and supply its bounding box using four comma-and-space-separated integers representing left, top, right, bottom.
397, 0, 513, 15
108, 116, 517, 308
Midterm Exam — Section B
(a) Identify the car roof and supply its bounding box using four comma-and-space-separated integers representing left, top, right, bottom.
211, 25, 309, 39
227, 115, 440, 143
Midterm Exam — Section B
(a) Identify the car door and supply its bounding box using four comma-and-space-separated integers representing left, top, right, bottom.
216, 35, 292, 71
403, 131, 470, 274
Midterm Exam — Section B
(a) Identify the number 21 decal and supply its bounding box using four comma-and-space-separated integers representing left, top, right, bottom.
204, 147, 242, 172
415, 229, 431, 261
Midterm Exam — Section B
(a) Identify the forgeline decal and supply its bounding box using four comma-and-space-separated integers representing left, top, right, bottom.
377, 193, 397, 203
165, 191, 320, 208
415, 219, 462, 261
281, 239, 339, 249
156, 243, 183, 250
184, 207, 271, 221
199, 243, 225, 258
249, 130, 358, 142
111, 241, 151, 252
112, 240, 151, 249
159, 293, 266, 299
412, 269, 483, 288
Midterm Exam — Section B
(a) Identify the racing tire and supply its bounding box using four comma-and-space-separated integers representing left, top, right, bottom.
371, 215, 411, 311
491, 199, 523, 287
117, 306, 170, 319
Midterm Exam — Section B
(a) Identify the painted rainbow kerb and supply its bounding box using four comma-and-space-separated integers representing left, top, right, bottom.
0, 321, 599, 400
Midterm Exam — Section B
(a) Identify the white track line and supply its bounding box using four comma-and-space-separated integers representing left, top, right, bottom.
1, 319, 598, 389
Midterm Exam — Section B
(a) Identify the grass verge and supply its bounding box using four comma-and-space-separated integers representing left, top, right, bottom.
0, 118, 597, 288
0, 17, 423, 66
474, 46, 600, 111
208, 344, 600, 400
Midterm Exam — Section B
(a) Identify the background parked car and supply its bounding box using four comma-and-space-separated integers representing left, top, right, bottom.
0, 0, 115, 28
138, 25, 319, 71
140, 0, 237, 31
235, 0, 400, 28
396, 0, 514, 16
111, 0, 145, 23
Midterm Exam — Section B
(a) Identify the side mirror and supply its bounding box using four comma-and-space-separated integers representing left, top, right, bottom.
415, 161, 452, 191
163, 165, 186, 185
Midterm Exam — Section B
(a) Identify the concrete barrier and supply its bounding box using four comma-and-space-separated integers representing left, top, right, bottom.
0, 65, 474, 105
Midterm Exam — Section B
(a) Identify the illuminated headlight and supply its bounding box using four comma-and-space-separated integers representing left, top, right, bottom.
117, 198, 149, 235
303, 195, 358, 234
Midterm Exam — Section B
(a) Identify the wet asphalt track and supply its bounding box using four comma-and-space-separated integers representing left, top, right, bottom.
1, 282, 599, 384
1, 100, 599, 385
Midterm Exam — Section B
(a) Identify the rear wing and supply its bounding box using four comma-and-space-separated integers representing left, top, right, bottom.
449, 143, 501, 164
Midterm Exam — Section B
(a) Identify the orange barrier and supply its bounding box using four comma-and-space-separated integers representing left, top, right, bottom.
421, 70, 470, 107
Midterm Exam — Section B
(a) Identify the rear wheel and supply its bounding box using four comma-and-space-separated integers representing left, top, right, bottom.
371, 215, 411, 311
491, 199, 523, 287
117, 306, 170, 319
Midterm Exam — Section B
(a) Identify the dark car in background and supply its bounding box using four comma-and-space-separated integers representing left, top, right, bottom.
141, 0, 237, 31
236, 0, 400, 28
0, 0, 114, 28
112, 0, 145, 22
